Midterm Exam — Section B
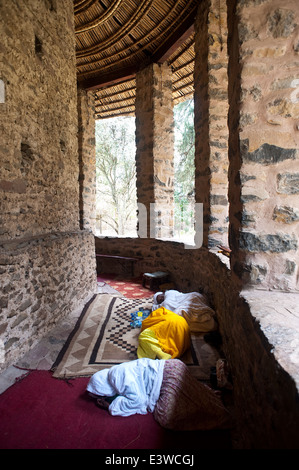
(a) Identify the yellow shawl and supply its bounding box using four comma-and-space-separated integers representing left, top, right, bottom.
140, 307, 190, 358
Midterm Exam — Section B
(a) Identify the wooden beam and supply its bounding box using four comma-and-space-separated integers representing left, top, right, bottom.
78, 67, 137, 91
151, 10, 196, 64
77, 7, 196, 91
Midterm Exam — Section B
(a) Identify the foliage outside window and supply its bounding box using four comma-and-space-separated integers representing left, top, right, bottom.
95, 116, 137, 237
95, 99, 195, 243
173, 99, 195, 245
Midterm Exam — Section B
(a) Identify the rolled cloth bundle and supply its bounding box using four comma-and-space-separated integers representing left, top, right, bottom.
152, 289, 217, 333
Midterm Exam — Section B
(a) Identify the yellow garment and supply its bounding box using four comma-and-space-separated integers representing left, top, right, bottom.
138, 307, 190, 359
137, 329, 172, 360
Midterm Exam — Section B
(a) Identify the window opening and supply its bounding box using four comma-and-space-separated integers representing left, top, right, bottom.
95, 116, 137, 237
35, 35, 43, 56
173, 98, 195, 246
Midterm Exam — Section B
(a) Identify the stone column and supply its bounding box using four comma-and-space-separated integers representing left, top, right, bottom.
228, 0, 299, 291
194, 0, 229, 249
77, 88, 97, 233
135, 63, 174, 239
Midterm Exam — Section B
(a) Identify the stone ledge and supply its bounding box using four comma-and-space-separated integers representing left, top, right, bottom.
0, 230, 91, 251
241, 289, 299, 390
212, 247, 231, 268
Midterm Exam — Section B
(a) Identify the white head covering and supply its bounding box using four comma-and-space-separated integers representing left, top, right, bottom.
86, 368, 116, 397
153, 292, 163, 304
86, 359, 166, 417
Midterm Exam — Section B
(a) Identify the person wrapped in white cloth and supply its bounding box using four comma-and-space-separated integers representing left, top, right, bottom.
152, 290, 217, 333
87, 357, 164, 417
86, 358, 231, 431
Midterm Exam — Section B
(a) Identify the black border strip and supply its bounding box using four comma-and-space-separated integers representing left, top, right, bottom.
89, 296, 117, 364
51, 294, 97, 370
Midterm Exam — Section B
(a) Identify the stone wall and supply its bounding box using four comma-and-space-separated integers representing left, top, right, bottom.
0, 0, 97, 371
0, 0, 79, 239
194, 0, 298, 291
0, 231, 96, 370
228, 0, 299, 291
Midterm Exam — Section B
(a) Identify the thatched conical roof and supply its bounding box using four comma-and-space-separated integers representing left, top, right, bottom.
74, 0, 197, 118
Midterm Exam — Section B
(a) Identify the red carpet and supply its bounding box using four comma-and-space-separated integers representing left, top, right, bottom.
98, 273, 156, 299
0, 370, 232, 450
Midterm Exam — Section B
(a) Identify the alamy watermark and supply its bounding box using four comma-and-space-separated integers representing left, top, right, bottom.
96, 202, 203, 249
136, 202, 203, 249
0, 339, 4, 364
290, 79, 299, 104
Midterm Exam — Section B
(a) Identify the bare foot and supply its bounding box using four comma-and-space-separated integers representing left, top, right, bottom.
97, 397, 110, 410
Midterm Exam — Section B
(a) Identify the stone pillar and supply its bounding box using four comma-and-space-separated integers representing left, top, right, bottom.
77, 88, 97, 233
135, 63, 174, 239
228, 0, 299, 291
194, 0, 229, 249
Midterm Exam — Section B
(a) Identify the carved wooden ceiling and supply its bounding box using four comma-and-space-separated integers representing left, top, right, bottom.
74, 0, 197, 118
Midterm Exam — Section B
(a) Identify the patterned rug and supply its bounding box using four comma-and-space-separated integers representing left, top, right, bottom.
98, 274, 156, 299
52, 293, 220, 380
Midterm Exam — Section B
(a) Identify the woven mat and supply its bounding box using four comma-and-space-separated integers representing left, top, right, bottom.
101, 276, 156, 299
52, 294, 220, 379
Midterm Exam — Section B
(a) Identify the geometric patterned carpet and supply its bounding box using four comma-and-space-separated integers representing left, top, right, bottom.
52, 293, 221, 380
52, 294, 152, 378
97, 274, 156, 299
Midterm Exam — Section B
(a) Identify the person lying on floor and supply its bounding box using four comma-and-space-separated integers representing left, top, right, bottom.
137, 306, 190, 360
86, 358, 231, 431
152, 289, 217, 333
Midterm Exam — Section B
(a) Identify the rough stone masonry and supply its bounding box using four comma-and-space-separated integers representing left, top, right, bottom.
228, 0, 299, 292
0, 0, 97, 371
